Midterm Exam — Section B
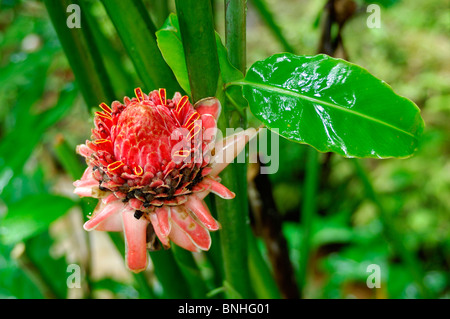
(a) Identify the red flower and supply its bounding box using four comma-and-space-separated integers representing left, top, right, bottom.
74, 88, 256, 272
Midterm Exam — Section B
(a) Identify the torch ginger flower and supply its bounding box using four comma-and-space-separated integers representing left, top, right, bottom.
73, 88, 256, 273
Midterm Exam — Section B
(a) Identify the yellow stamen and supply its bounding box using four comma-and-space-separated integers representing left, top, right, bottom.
107, 161, 124, 172
95, 111, 112, 121
189, 123, 202, 140
185, 112, 201, 126
158, 88, 166, 105
134, 87, 144, 103
94, 139, 111, 144
133, 165, 144, 176
174, 150, 190, 157
99, 103, 112, 114
176, 96, 189, 114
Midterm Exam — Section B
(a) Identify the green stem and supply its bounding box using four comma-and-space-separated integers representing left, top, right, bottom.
225, 0, 247, 74
171, 246, 208, 298
44, 0, 115, 108
247, 229, 282, 298
212, 0, 253, 299
298, 147, 319, 298
175, 0, 220, 103
214, 172, 252, 298
150, 250, 194, 298
101, 0, 182, 95
352, 159, 432, 298
249, 0, 296, 53
175, 0, 253, 298
203, 196, 225, 293
81, 0, 139, 97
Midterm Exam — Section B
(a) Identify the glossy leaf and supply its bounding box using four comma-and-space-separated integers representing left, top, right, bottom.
156, 14, 191, 95
0, 194, 75, 245
241, 53, 425, 158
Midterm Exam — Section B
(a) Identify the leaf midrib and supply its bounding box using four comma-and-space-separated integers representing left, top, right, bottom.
240, 80, 417, 139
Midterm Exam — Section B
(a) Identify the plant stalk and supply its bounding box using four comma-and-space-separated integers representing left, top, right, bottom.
225, 0, 247, 74
298, 146, 319, 298
171, 246, 208, 298
101, 0, 182, 95
44, 0, 115, 108
175, 0, 220, 103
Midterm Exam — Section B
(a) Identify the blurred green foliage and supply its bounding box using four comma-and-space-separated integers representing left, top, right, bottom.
0, 0, 448, 299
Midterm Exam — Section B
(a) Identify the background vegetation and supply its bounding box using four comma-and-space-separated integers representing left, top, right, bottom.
0, 0, 448, 299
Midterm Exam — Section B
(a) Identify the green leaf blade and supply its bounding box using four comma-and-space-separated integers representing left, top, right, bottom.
156, 13, 191, 95
0, 194, 75, 245
243, 53, 424, 158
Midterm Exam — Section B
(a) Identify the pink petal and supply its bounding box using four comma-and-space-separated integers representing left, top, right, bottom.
199, 177, 235, 199
73, 167, 99, 197
200, 114, 217, 133
169, 206, 211, 251
76, 144, 94, 158
194, 97, 221, 120
84, 199, 125, 231
149, 212, 170, 247
129, 198, 143, 210
185, 195, 220, 231
73, 186, 96, 198
156, 206, 171, 237
102, 193, 119, 204
210, 127, 259, 177
169, 221, 200, 252
73, 178, 97, 189
95, 209, 123, 232
122, 206, 149, 273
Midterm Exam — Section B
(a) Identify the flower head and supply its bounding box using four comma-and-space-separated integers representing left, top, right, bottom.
74, 88, 256, 272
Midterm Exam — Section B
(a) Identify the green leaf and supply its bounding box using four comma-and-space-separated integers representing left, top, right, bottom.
241, 53, 425, 158
156, 13, 191, 95
215, 33, 244, 84
0, 243, 43, 299
0, 194, 75, 245
25, 232, 70, 299
0, 84, 77, 194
